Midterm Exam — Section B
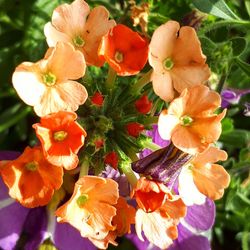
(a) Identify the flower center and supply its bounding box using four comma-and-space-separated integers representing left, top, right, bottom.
73, 36, 85, 47
163, 58, 174, 70
180, 115, 193, 126
53, 131, 68, 142
43, 72, 56, 86
76, 194, 89, 207
114, 51, 123, 63
25, 161, 38, 171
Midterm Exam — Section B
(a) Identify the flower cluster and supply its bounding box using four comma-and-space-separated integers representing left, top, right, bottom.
0, 0, 230, 249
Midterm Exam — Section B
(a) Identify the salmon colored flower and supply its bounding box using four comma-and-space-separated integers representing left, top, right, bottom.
135, 95, 152, 114
55, 176, 119, 248
12, 42, 87, 117
158, 85, 226, 154
149, 21, 210, 101
112, 197, 136, 236
0, 146, 63, 208
44, 0, 115, 66
98, 24, 149, 76
135, 193, 186, 249
33, 111, 87, 170
179, 146, 230, 205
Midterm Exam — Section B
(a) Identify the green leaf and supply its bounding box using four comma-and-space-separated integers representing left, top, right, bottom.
245, 0, 250, 17
192, 0, 240, 20
235, 58, 250, 76
200, 36, 217, 54
221, 117, 234, 134
230, 37, 247, 57
220, 129, 250, 148
240, 148, 250, 162
0, 30, 23, 48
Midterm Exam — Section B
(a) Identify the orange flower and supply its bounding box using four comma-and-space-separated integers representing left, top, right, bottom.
55, 176, 119, 248
98, 24, 149, 76
33, 111, 87, 170
0, 146, 63, 208
12, 42, 87, 117
133, 177, 171, 212
158, 85, 226, 154
179, 146, 230, 204
135, 193, 186, 249
44, 0, 115, 66
149, 21, 210, 101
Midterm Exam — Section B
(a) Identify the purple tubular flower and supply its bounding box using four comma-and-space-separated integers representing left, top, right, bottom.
221, 88, 250, 108
133, 143, 193, 184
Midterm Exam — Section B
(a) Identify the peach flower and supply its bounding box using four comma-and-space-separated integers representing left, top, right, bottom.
179, 146, 230, 205
55, 176, 119, 248
33, 111, 87, 170
44, 0, 115, 66
158, 85, 226, 154
12, 42, 87, 117
0, 146, 63, 208
149, 20, 210, 101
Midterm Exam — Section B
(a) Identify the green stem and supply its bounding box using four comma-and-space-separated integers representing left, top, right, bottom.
143, 116, 158, 125
217, 73, 227, 93
106, 66, 117, 90
0, 106, 31, 133
141, 140, 161, 151
79, 156, 89, 177
120, 162, 138, 188
131, 69, 153, 94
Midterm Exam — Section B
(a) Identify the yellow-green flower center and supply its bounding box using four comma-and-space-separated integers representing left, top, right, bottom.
43, 72, 56, 86
53, 131, 68, 142
114, 51, 123, 63
163, 58, 174, 70
73, 36, 85, 47
76, 194, 89, 207
25, 161, 38, 171
180, 115, 193, 126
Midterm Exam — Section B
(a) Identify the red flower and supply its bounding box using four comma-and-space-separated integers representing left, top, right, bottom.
98, 24, 148, 76
126, 122, 144, 137
104, 152, 119, 170
135, 95, 152, 114
91, 91, 104, 106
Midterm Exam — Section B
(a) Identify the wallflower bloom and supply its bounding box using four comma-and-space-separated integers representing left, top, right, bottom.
12, 42, 87, 117
158, 85, 226, 154
98, 24, 149, 76
55, 176, 119, 249
44, 0, 115, 66
149, 21, 210, 101
179, 146, 230, 205
0, 147, 63, 208
33, 111, 87, 170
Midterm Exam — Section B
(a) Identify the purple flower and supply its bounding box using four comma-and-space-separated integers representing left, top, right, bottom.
244, 102, 250, 116
221, 88, 250, 108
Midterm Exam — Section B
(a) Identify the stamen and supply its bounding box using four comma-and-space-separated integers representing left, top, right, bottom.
73, 36, 85, 47
43, 72, 56, 86
76, 194, 89, 207
180, 115, 193, 126
53, 131, 68, 142
163, 58, 174, 70
114, 51, 123, 63
25, 161, 38, 171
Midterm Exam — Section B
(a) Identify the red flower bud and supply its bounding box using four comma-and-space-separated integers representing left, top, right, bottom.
104, 151, 119, 170
91, 92, 104, 106
94, 139, 104, 149
135, 95, 152, 114
126, 122, 144, 137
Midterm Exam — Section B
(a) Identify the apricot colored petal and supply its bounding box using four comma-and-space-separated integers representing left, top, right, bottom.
135, 209, 176, 249
151, 71, 175, 102
184, 85, 221, 116
83, 6, 116, 66
149, 21, 180, 67
158, 110, 179, 140
193, 163, 230, 200
161, 198, 187, 219
47, 43, 86, 81
167, 89, 188, 116
171, 125, 208, 154
88, 231, 118, 249
44, 22, 71, 47
51, 0, 90, 36
172, 26, 206, 66
34, 80, 88, 117
193, 146, 228, 166
12, 62, 46, 106
178, 167, 206, 206
32, 125, 52, 152
171, 64, 210, 93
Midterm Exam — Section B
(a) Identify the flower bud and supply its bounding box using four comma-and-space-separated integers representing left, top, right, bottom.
126, 122, 144, 137
135, 95, 152, 114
